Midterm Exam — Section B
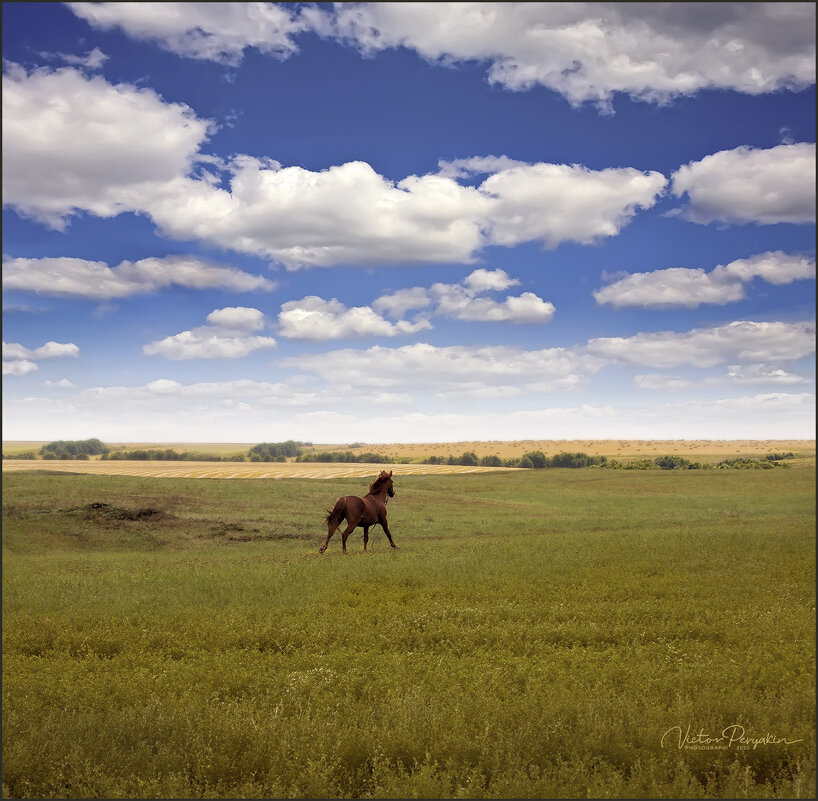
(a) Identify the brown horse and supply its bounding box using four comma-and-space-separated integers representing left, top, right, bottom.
320, 470, 397, 554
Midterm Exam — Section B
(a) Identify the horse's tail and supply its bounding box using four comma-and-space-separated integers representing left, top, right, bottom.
325, 498, 346, 531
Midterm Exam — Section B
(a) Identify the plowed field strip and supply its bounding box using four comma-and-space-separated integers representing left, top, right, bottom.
1, 460, 519, 479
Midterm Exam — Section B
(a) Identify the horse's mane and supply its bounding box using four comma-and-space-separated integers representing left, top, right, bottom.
368, 471, 392, 494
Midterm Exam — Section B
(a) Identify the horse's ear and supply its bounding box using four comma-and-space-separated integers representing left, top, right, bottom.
388, 470, 393, 477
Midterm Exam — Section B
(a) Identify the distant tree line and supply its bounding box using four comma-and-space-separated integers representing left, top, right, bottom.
604, 455, 794, 470
2, 439, 800, 470
423, 450, 608, 468
102, 449, 247, 462
297, 451, 396, 464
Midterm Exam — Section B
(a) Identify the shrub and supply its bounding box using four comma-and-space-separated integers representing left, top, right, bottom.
654, 455, 694, 470
39, 438, 109, 459
522, 450, 547, 469
2, 451, 37, 460
548, 452, 606, 468
248, 441, 304, 461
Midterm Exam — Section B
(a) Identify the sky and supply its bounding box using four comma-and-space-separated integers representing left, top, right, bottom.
2, 2, 816, 444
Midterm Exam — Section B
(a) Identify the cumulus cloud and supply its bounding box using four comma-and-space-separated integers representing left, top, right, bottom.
310, 2, 816, 110
68, 2, 305, 65
374, 268, 555, 324
277, 296, 431, 341
2, 254, 276, 299
2, 63, 212, 229
144, 155, 665, 267
670, 143, 816, 225
480, 162, 666, 248
142, 306, 277, 360
587, 320, 815, 369
3, 339, 80, 376
594, 251, 815, 308
3, 359, 38, 376
1, 63, 665, 266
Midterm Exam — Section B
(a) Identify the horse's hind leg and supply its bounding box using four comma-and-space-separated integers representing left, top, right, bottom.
340, 521, 358, 554
319, 524, 336, 553
320, 515, 342, 553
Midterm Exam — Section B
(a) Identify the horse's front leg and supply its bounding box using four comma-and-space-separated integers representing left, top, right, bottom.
362, 525, 370, 552
380, 517, 398, 549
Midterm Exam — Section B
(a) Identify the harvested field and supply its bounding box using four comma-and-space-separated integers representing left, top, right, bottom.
0, 459, 519, 480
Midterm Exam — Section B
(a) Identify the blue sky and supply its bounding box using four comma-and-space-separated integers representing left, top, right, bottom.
2, 2, 815, 443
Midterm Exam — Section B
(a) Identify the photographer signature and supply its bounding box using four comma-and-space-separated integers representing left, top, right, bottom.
662, 724, 803, 750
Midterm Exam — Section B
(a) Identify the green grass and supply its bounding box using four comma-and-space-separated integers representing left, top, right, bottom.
2, 469, 815, 798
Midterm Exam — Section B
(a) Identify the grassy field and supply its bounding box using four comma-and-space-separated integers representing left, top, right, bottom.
2, 468, 815, 798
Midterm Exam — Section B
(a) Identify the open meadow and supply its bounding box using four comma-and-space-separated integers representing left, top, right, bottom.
2, 467, 815, 798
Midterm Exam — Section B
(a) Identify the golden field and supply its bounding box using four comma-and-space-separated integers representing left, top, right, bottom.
3, 439, 815, 467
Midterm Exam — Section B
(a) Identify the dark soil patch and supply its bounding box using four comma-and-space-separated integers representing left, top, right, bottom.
63, 502, 169, 522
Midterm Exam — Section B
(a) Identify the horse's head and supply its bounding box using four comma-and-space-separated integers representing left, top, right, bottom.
370, 470, 395, 499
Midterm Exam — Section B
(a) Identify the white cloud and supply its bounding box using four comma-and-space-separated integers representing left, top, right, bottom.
2, 254, 276, 299
374, 268, 555, 324
371, 287, 433, 319
587, 320, 815, 369
2, 64, 212, 229
634, 374, 695, 391
3, 341, 80, 360
723, 363, 810, 385
205, 306, 266, 331
434, 288, 555, 324
283, 320, 815, 395
1, 63, 666, 266
636, 363, 810, 390
147, 157, 492, 267
594, 251, 815, 308
44, 378, 77, 389
312, 3, 816, 110
670, 143, 816, 225
715, 251, 816, 284
142, 307, 277, 360
41, 47, 108, 70
3, 360, 38, 377
480, 162, 666, 248
68, 2, 305, 65
437, 155, 528, 180
277, 296, 431, 341
4, 388, 813, 442
462, 267, 519, 293
3, 340, 80, 377
282, 341, 602, 393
